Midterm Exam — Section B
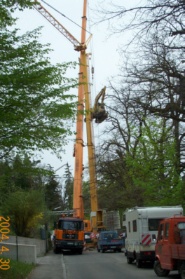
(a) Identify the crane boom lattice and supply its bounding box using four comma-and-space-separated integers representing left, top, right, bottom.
34, 1, 82, 50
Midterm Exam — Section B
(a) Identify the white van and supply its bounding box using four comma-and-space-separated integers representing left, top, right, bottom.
123, 206, 183, 267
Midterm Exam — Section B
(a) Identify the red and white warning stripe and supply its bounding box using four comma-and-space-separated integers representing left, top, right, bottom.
141, 233, 151, 245
90, 232, 95, 239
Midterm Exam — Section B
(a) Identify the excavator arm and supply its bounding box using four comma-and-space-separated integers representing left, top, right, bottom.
91, 86, 108, 123
94, 86, 106, 105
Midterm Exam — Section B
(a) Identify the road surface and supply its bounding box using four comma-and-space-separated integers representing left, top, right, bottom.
28, 249, 179, 279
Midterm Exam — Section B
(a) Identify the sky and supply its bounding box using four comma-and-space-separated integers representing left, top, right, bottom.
14, 0, 141, 178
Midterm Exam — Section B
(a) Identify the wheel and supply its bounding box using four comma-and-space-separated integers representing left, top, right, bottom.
78, 249, 83, 254
127, 256, 133, 264
100, 246, 105, 253
179, 263, 185, 279
136, 258, 142, 268
154, 260, 170, 277
53, 245, 60, 254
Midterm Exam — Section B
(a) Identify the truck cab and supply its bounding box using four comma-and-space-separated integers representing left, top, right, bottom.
53, 216, 84, 254
154, 215, 185, 279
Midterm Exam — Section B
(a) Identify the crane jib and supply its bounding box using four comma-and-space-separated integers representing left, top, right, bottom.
34, 2, 81, 48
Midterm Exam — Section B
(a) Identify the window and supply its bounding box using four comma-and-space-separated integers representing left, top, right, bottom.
128, 221, 131, 233
103, 232, 118, 240
177, 222, 185, 230
177, 222, 185, 244
58, 220, 84, 230
148, 218, 163, 231
164, 223, 170, 239
158, 223, 164, 240
133, 220, 137, 232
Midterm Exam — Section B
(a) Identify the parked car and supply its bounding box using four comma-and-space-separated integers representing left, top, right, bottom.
97, 230, 123, 253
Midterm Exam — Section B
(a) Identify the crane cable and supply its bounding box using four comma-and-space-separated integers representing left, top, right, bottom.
40, 0, 92, 35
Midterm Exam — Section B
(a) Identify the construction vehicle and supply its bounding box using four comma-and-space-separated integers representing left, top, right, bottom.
53, 214, 84, 254
34, 1, 106, 240
123, 206, 183, 267
154, 215, 185, 279
91, 86, 108, 123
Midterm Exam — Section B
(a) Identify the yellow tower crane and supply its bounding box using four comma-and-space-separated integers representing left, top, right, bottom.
34, 0, 107, 235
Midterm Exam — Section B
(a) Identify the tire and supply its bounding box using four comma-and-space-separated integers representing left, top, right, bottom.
53, 245, 60, 254
136, 259, 142, 268
179, 263, 185, 279
127, 256, 133, 264
154, 260, 170, 277
78, 249, 83, 255
100, 246, 105, 253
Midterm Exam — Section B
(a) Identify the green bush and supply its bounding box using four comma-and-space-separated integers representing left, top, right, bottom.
0, 257, 35, 279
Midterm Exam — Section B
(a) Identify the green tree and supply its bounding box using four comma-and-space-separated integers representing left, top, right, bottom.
125, 118, 180, 206
0, 160, 15, 206
63, 164, 73, 210
89, 0, 185, 212
0, 2, 78, 160
0, 155, 61, 216
1, 1, 34, 29
11, 154, 43, 191
2, 190, 45, 237
96, 153, 144, 210
45, 176, 63, 211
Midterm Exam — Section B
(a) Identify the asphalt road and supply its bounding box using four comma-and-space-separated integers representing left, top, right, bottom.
27, 250, 67, 279
27, 249, 180, 279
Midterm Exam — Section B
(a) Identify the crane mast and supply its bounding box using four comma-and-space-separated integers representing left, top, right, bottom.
34, 0, 101, 233
72, 0, 87, 219
83, 63, 99, 231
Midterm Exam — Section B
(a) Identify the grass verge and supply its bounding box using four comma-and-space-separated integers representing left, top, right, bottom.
0, 257, 35, 279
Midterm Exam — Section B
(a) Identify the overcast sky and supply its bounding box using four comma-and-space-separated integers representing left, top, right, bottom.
14, 0, 141, 177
